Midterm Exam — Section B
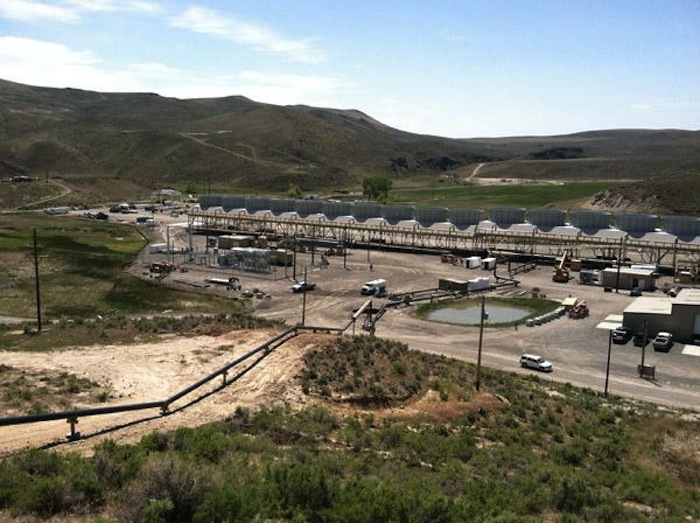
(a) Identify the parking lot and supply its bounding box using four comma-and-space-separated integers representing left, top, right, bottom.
138, 208, 700, 413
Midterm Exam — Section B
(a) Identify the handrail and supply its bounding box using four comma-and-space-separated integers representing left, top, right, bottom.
0, 326, 301, 438
0, 401, 164, 428
162, 326, 298, 411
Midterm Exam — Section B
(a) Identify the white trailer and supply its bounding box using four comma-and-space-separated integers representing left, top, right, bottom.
466, 256, 482, 269
481, 257, 497, 270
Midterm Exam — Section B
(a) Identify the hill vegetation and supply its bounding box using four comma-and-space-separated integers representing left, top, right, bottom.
0, 335, 699, 522
1, 79, 699, 214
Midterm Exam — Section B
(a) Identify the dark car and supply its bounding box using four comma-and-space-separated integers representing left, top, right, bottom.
611, 326, 633, 344
652, 332, 673, 352
629, 287, 642, 297
291, 281, 316, 293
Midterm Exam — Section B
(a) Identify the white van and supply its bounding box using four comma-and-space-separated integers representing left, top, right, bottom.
361, 278, 387, 296
519, 354, 553, 372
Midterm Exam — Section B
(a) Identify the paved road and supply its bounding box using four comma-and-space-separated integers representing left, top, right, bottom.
233, 248, 700, 412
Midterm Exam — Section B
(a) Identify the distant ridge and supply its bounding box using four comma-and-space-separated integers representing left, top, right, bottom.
0, 79, 699, 213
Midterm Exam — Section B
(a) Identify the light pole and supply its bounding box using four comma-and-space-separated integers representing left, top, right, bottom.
604, 329, 612, 398
476, 295, 487, 391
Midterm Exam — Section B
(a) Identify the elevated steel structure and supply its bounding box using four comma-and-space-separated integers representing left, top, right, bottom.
187, 210, 700, 274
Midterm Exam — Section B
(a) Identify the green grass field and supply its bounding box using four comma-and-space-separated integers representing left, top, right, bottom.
0, 213, 247, 322
389, 180, 619, 209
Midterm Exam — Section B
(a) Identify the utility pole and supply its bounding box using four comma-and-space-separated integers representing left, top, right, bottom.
33, 229, 42, 332
604, 329, 612, 397
639, 320, 647, 377
475, 295, 486, 391
301, 267, 308, 326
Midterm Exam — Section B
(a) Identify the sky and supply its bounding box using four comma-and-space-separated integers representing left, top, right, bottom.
0, 0, 698, 138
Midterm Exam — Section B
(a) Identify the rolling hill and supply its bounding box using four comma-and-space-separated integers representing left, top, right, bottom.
1, 78, 699, 213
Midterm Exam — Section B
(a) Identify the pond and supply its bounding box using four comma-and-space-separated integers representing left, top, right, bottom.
427, 303, 530, 326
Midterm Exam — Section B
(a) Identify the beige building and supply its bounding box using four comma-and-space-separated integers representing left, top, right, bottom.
623, 288, 700, 344
601, 267, 656, 292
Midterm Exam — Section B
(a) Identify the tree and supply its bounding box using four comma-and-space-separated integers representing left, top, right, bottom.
362, 175, 392, 203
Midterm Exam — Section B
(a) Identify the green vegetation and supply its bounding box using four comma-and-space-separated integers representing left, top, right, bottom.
415, 296, 560, 327
361, 175, 393, 203
0, 335, 698, 522
0, 364, 109, 415
0, 214, 248, 319
389, 180, 619, 210
0, 313, 280, 353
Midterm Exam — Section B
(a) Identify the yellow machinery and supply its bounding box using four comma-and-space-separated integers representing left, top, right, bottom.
552, 251, 570, 283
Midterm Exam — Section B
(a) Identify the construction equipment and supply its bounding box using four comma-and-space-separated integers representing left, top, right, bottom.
149, 261, 176, 277
568, 300, 589, 319
552, 251, 570, 283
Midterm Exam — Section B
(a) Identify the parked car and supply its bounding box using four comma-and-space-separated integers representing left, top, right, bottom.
629, 287, 642, 297
519, 354, 553, 372
652, 332, 673, 352
667, 285, 683, 297
611, 326, 633, 344
291, 281, 316, 293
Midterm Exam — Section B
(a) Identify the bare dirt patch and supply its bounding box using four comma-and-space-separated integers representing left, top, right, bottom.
0, 329, 316, 456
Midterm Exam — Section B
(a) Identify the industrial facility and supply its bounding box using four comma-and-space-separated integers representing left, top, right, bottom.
623, 288, 700, 344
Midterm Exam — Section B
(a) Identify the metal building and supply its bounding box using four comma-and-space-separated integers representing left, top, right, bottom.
568, 210, 611, 232
295, 199, 324, 218
245, 196, 272, 214
623, 288, 700, 344
270, 198, 297, 216
323, 201, 353, 220
614, 213, 659, 237
489, 207, 526, 227
600, 267, 655, 291
661, 216, 700, 241
527, 209, 567, 231
221, 195, 247, 212
415, 207, 449, 227
448, 209, 483, 230
351, 202, 383, 222
198, 194, 223, 210
383, 205, 415, 225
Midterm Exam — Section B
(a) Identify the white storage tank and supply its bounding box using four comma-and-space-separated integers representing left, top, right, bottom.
383, 205, 415, 225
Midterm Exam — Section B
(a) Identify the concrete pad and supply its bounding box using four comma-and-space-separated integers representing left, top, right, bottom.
682, 345, 700, 357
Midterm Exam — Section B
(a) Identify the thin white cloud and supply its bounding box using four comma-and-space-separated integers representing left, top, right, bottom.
0, 36, 147, 91
63, 0, 162, 14
0, 0, 81, 23
0, 36, 347, 106
171, 6, 325, 64
0, 0, 161, 23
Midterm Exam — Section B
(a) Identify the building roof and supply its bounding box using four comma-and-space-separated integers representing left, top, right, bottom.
602, 267, 655, 276
623, 297, 673, 315
674, 288, 700, 306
